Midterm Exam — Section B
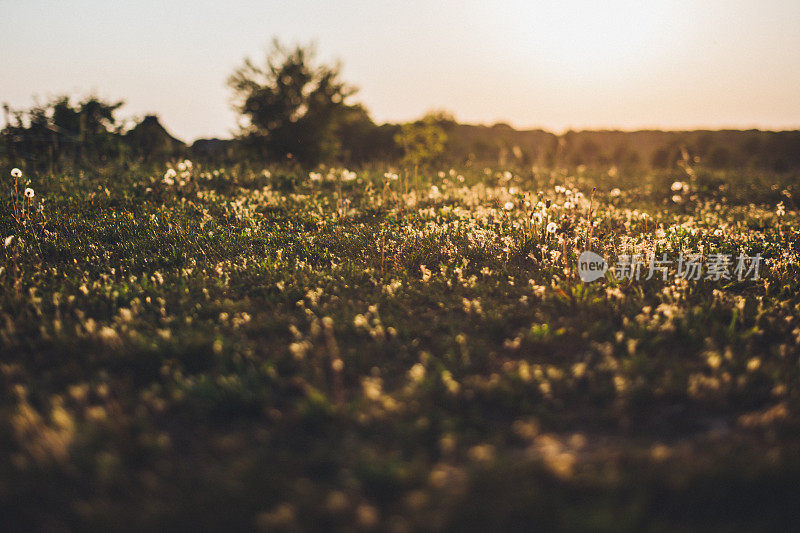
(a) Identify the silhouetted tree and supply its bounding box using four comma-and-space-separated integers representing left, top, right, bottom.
228, 40, 359, 165
1, 95, 124, 170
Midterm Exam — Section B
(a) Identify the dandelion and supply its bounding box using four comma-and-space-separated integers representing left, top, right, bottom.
671, 195, 683, 204
309, 172, 322, 182
11, 168, 22, 178
610, 188, 621, 197
384, 172, 399, 181
671, 181, 685, 192
163, 168, 176, 185
420, 264, 432, 282
408, 363, 426, 382
563, 201, 573, 209
777, 201, 786, 217
546, 221, 558, 234
503, 201, 514, 211
25, 188, 34, 198
4, 235, 14, 247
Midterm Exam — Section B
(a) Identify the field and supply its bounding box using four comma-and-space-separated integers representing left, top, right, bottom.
2, 162, 800, 531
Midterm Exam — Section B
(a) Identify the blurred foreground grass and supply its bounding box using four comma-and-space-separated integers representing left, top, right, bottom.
2, 163, 800, 531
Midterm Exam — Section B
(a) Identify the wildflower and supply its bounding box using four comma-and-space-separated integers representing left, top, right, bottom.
546, 222, 558, 234
503, 201, 514, 211
408, 363, 426, 382
563, 201, 573, 209
671, 181, 685, 192
384, 172, 399, 181
4, 235, 14, 247
420, 264, 432, 282
163, 169, 176, 185
309, 172, 322, 182
610, 188, 621, 197
11, 168, 22, 178
25, 188, 34, 198
671, 195, 683, 204
342, 170, 357, 181
777, 201, 785, 217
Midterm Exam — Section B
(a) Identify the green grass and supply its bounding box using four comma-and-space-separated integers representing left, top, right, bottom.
1, 162, 800, 531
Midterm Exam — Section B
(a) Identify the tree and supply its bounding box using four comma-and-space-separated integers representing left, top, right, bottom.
2, 95, 124, 170
394, 112, 449, 167
228, 40, 358, 165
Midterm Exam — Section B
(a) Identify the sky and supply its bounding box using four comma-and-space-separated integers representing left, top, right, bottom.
3, 0, 800, 142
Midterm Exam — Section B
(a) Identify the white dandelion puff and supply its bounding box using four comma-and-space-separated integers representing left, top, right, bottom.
24, 188, 34, 198
11, 168, 22, 178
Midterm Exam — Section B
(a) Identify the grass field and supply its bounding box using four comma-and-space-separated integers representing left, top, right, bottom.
2, 162, 800, 531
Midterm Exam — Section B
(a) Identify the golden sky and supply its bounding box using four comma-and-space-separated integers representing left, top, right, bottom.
3, 0, 799, 141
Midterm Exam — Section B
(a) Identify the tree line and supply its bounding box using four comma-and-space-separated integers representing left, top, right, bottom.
3, 40, 800, 172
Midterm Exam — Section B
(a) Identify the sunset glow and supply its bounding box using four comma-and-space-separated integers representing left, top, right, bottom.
3, 0, 799, 140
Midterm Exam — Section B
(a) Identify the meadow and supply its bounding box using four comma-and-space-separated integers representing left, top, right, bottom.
2, 161, 800, 530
